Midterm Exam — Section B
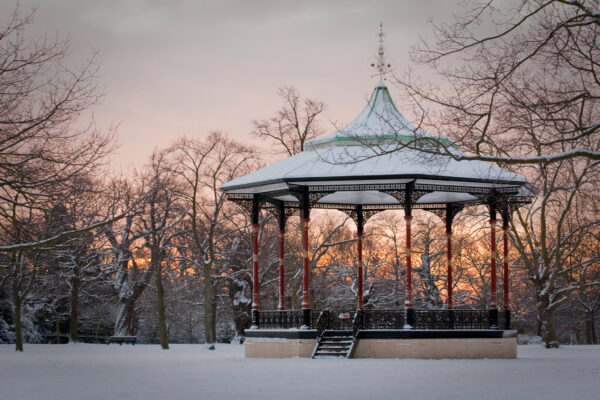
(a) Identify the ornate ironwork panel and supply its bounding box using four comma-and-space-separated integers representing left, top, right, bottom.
453, 310, 490, 329
226, 183, 532, 215
309, 192, 330, 204
425, 203, 466, 230
259, 310, 303, 329
411, 310, 490, 329
226, 193, 254, 201
412, 310, 454, 329
258, 309, 494, 330
312, 310, 356, 333
380, 189, 406, 204
415, 183, 520, 196
363, 310, 405, 329
305, 183, 406, 193
497, 309, 508, 330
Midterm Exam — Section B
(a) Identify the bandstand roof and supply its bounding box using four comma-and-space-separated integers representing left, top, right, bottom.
222, 82, 535, 212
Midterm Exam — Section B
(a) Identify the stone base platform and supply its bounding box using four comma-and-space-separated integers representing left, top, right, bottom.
245, 330, 317, 358
244, 329, 517, 359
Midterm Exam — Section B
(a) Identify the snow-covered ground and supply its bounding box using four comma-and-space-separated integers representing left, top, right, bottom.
1, 343, 599, 400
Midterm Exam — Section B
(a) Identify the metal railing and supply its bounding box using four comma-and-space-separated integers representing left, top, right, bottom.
259, 310, 303, 329
454, 310, 491, 329
363, 309, 405, 329
314, 310, 356, 334
253, 309, 507, 330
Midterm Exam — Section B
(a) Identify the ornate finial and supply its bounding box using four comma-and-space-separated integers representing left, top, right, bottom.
371, 22, 391, 81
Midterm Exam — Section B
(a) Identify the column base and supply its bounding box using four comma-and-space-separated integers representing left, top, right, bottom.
251, 309, 260, 328
489, 308, 498, 329
302, 308, 311, 329
405, 308, 414, 329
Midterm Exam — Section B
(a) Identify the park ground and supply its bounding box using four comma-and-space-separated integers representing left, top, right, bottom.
1, 343, 599, 400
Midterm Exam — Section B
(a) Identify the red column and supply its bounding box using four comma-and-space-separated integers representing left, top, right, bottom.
490, 219, 497, 309
446, 230, 453, 309
301, 218, 310, 309
278, 229, 285, 310
251, 223, 260, 310
357, 231, 364, 310
405, 215, 413, 307
503, 222, 509, 311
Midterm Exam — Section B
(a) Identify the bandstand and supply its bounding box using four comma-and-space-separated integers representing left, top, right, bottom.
222, 79, 535, 359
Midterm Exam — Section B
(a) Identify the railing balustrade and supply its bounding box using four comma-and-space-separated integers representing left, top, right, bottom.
410, 310, 492, 329
363, 309, 405, 329
413, 310, 453, 329
314, 310, 355, 333
454, 310, 491, 329
254, 309, 504, 330
259, 310, 303, 329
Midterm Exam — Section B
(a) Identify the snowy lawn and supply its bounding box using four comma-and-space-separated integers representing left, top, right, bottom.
1, 343, 599, 400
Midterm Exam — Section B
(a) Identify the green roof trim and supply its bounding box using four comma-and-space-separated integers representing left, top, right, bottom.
305, 83, 458, 150
331, 134, 456, 147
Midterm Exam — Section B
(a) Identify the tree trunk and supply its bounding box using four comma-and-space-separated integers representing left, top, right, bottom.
94, 309, 101, 343
227, 274, 251, 338
155, 261, 169, 349
13, 287, 23, 352
188, 309, 194, 343
538, 294, 559, 348
114, 299, 137, 336
113, 268, 154, 337
586, 313, 597, 345
70, 266, 79, 342
55, 314, 60, 344
203, 262, 216, 346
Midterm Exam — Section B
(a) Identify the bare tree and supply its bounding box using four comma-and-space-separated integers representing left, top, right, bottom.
371, 212, 407, 308
103, 179, 149, 338
2, 233, 40, 351
168, 133, 259, 347
43, 175, 110, 343
138, 151, 185, 349
387, 0, 600, 165
574, 241, 600, 344
252, 86, 325, 156
0, 9, 116, 235
375, 0, 600, 347
511, 157, 600, 346
412, 218, 444, 310
0, 8, 117, 351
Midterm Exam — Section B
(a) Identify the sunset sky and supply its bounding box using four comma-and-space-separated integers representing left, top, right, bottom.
2, 1, 462, 169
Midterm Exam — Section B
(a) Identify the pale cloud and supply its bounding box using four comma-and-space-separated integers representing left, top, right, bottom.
1, 0, 461, 169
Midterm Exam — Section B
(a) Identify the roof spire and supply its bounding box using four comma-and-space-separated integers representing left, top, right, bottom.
371, 22, 391, 82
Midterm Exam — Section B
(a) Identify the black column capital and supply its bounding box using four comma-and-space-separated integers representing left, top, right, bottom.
487, 193, 498, 220
275, 201, 287, 231
251, 196, 260, 225
500, 202, 511, 228
356, 205, 364, 234
299, 189, 311, 220
404, 181, 415, 217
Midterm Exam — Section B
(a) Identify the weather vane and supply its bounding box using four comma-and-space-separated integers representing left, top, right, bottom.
371, 22, 391, 81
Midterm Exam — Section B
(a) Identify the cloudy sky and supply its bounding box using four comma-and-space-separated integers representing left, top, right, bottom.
2, 0, 462, 169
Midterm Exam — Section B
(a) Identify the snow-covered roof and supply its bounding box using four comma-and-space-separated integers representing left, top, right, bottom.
222, 83, 532, 207
305, 81, 455, 149
223, 143, 525, 191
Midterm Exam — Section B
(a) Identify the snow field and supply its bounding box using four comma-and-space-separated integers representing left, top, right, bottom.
1, 344, 599, 400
